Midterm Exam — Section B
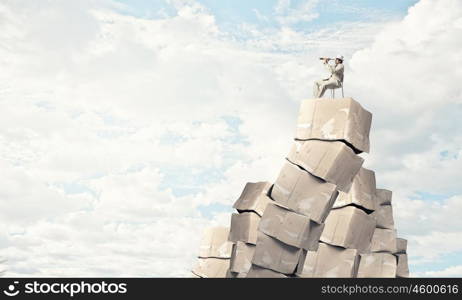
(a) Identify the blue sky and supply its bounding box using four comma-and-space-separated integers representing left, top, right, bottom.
111, 0, 459, 277
0, 0, 461, 277
109, 0, 426, 219
114, 0, 419, 25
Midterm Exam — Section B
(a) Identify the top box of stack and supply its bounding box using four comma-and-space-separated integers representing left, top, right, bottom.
295, 98, 372, 153
233, 182, 273, 217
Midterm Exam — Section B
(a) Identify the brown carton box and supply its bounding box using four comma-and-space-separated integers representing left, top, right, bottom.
252, 232, 302, 274
271, 160, 338, 224
246, 265, 288, 278
295, 98, 372, 153
375, 189, 392, 206
395, 238, 407, 254
334, 167, 377, 211
226, 270, 249, 278
228, 212, 260, 245
258, 203, 324, 251
229, 241, 255, 274
320, 206, 376, 252
226, 270, 236, 278
198, 226, 233, 258
287, 140, 364, 192
357, 252, 397, 278
192, 257, 230, 278
296, 243, 360, 277
233, 182, 273, 216
371, 228, 397, 253
372, 204, 395, 229
396, 254, 410, 278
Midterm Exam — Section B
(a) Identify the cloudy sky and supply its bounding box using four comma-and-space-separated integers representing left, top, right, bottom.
0, 0, 461, 277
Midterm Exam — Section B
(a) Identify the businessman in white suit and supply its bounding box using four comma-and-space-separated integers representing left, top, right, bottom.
313, 55, 344, 98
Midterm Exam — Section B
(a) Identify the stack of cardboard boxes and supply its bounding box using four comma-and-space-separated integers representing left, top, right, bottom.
396, 237, 410, 277
228, 182, 273, 277
298, 167, 377, 277
356, 189, 409, 277
192, 98, 409, 278
262, 98, 371, 277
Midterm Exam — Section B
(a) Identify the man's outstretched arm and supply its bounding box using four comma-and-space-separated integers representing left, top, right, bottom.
324, 60, 335, 73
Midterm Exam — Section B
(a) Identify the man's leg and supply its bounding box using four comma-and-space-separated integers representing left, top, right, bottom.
319, 80, 340, 98
313, 80, 323, 98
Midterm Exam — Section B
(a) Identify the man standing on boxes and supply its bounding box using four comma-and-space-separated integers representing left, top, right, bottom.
313, 55, 344, 98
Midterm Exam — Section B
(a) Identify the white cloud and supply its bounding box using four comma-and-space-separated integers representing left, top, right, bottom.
274, 0, 320, 26
0, 0, 300, 276
420, 265, 462, 277
350, 0, 462, 197
391, 194, 462, 270
0, 0, 460, 277
347, 0, 462, 274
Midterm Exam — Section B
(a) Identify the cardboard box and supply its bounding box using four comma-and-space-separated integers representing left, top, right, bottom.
235, 272, 249, 278
395, 238, 408, 254
258, 203, 324, 251
357, 253, 397, 278
198, 227, 233, 258
226, 270, 250, 278
375, 189, 392, 206
233, 182, 273, 216
295, 98, 372, 153
252, 232, 302, 274
229, 241, 255, 274
334, 167, 377, 211
396, 254, 409, 278
228, 212, 260, 245
287, 140, 364, 193
371, 228, 397, 253
320, 206, 376, 252
192, 257, 230, 278
246, 265, 288, 278
226, 270, 236, 278
271, 160, 338, 224
372, 204, 395, 229
296, 243, 359, 277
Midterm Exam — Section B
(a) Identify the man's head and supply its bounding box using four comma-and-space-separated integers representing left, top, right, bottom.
335, 55, 344, 64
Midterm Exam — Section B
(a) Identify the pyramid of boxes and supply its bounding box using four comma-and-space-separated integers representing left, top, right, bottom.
192, 98, 409, 278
